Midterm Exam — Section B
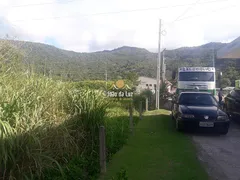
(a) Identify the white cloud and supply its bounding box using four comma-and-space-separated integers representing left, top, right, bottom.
0, 0, 240, 52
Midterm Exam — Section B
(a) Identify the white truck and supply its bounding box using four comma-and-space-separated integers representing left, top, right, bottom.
175, 67, 216, 95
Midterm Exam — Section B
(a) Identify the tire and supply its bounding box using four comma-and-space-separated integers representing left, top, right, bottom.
223, 105, 232, 120
220, 127, 229, 135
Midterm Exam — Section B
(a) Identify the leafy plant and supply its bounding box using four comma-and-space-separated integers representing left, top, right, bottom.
111, 167, 129, 180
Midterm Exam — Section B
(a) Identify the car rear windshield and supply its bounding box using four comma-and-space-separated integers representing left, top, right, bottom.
179, 72, 214, 81
179, 93, 218, 106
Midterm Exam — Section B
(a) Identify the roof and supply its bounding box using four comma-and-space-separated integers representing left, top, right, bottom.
179, 67, 215, 72
217, 37, 240, 59
138, 76, 172, 85
138, 76, 156, 82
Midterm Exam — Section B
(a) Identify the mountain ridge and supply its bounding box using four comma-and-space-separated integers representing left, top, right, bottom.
1, 37, 240, 81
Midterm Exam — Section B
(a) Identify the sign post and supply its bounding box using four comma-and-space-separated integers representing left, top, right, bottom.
146, 98, 148, 111
129, 101, 133, 134
99, 126, 106, 174
139, 100, 143, 120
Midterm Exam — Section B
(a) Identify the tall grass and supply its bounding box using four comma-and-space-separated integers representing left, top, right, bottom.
43, 100, 139, 180
0, 71, 110, 179
0, 42, 139, 179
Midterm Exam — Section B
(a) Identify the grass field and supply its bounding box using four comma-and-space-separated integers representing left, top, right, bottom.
101, 110, 209, 180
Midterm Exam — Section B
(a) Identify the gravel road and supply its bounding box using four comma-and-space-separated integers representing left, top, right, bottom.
192, 121, 240, 180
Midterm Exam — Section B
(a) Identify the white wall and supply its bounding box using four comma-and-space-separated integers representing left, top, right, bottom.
136, 76, 173, 94
136, 76, 157, 94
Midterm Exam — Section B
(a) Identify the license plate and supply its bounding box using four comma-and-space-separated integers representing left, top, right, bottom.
199, 122, 214, 127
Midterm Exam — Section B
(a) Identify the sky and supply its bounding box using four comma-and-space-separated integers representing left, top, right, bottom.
0, 0, 240, 52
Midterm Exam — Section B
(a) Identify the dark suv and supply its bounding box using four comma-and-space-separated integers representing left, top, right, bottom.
224, 89, 240, 120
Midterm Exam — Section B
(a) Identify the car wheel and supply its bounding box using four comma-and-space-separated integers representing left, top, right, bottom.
223, 105, 231, 120
220, 127, 229, 135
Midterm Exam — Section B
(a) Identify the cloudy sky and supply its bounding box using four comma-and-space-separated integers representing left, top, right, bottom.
0, 0, 239, 52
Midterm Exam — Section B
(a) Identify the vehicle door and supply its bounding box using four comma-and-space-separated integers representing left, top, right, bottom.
234, 90, 240, 117
226, 90, 236, 115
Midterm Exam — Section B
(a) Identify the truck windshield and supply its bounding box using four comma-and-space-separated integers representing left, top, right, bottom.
179, 72, 214, 81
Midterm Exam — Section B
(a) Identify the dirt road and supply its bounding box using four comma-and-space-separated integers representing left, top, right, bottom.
193, 122, 240, 180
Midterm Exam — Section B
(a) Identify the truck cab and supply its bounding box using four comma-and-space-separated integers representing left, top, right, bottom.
175, 67, 216, 96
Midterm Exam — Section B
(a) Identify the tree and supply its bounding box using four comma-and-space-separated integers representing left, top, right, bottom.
140, 89, 153, 98
159, 81, 172, 108
221, 66, 240, 86
221, 78, 231, 87
123, 72, 139, 86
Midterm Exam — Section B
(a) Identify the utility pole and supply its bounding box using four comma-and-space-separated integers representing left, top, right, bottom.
212, 48, 215, 67
156, 19, 162, 110
161, 49, 166, 83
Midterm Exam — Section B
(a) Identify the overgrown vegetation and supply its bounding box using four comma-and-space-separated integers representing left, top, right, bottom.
0, 42, 139, 179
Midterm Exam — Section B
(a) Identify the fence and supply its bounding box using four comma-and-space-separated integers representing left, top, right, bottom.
99, 100, 143, 174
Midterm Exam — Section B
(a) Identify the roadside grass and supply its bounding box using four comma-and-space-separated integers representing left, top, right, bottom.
43, 101, 139, 180
101, 110, 209, 180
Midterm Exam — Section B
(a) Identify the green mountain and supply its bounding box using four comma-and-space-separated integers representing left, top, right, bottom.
3, 38, 239, 81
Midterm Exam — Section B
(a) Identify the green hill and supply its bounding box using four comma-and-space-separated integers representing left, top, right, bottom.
2, 38, 239, 82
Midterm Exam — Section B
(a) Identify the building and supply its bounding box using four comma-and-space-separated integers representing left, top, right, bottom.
136, 76, 173, 94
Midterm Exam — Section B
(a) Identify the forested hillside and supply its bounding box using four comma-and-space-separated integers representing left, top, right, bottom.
2, 38, 240, 83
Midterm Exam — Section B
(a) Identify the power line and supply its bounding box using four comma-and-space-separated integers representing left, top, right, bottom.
0, 0, 84, 9
175, 4, 238, 22
161, 1, 238, 33
11, 0, 230, 22
173, 0, 201, 22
